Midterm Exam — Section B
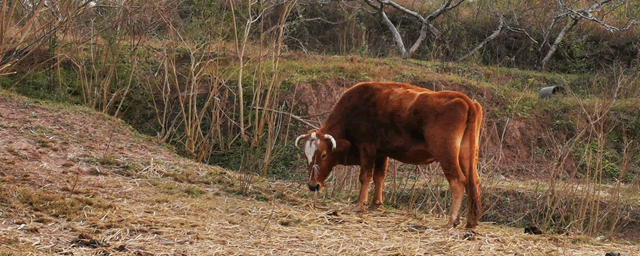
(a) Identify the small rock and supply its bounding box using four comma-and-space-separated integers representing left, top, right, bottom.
328, 210, 341, 217
463, 230, 478, 240
524, 226, 543, 235
117, 244, 128, 252
72, 233, 109, 248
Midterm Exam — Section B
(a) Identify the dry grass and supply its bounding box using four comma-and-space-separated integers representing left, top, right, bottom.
1, 92, 638, 255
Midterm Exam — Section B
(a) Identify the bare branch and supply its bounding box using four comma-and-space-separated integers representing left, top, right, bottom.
374, 0, 442, 37
505, 26, 538, 45
361, 0, 378, 9
427, 23, 441, 37
295, 16, 341, 25
585, 0, 613, 13
539, 0, 637, 70
406, 23, 430, 57
265, 16, 341, 35
568, 8, 638, 33
425, 0, 455, 22
337, 0, 377, 14
445, 0, 465, 12
287, 36, 309, 53
540, 0, 570, 52
369, 0, 465, 59
254, 107, 319, 129
0, 63, 16, 77
457, 14, 535, 63
380, 0, 426, 23
541, 18, 578, 71
459, 15, 505, 62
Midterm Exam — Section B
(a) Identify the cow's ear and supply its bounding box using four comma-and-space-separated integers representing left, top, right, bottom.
333, 139, 351, 152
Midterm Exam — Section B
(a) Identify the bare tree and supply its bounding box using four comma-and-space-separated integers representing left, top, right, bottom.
361, 0, 465, 59
457, 15, 506, 62
458, 15, 537, 62
540, 0, 638, 71
1, 0, 93, 78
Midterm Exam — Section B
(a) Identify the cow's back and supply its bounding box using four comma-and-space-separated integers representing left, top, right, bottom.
324, 82, 472, 163
326, 82, 424, 144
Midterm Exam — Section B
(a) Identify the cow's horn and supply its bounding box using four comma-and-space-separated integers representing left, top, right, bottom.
295, 134, 308, 150
324, 134, 337, 150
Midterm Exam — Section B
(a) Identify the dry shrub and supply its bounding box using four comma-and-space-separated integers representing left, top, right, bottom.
483, 69, 640, 238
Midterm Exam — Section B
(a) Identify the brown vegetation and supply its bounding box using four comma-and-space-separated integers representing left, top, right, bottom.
1, 87, 639, 255
1, 0, 640, 254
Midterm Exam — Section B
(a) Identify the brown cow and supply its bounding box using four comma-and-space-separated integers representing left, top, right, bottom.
295, 82, 483, 229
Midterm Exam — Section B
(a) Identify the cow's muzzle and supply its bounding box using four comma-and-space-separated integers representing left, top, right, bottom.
307, 164, 321, 191
308, 183, 320, 192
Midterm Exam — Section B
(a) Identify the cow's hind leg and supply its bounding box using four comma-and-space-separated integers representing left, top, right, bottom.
443, 166, 466, 228
371, 157, 389, 210
460, 134, 482, 230
438, 149, 467, 228
424, 97, 468, 228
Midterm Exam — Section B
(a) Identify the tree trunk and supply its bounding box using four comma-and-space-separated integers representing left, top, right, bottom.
379, 6, 408, 58
541, 18, 578, 71
459, 15, 505, 62
363, 0, 461, 59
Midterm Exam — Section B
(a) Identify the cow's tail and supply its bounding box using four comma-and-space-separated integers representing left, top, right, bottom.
462, 100, 483, 229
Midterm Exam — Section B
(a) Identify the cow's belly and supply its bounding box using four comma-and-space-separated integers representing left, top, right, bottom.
382, 145, 436, 165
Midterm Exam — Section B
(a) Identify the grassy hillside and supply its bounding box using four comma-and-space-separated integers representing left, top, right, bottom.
1, 89, 639, 255
273, 55, 640, 241
3, 51, 640, 238
2, 0, 640, 253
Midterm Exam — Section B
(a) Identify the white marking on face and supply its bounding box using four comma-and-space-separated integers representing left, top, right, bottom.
304, 132, 318, 164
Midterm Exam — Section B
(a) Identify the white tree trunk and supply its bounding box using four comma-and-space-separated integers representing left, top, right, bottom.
459, 16, 505, 62
363, 0, 463, 59
541, 18, 578, 71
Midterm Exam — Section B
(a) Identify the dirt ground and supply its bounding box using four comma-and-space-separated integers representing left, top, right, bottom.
1, 92, 639, 255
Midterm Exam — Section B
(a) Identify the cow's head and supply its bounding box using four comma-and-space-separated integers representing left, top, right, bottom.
295, 130, 350, 192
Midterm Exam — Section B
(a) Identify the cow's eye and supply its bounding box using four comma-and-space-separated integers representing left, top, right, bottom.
321, 152, 327, 159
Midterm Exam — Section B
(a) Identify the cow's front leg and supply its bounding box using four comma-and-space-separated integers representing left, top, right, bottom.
354, 143, 376, 212
355, 167, 373, 212
371, 157, 389, 210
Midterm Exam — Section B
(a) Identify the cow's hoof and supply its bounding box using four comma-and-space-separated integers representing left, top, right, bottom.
465, 222, 478, 230
369, 203, 383, 211
351, 203, 367, 212
444, 220, 459, 229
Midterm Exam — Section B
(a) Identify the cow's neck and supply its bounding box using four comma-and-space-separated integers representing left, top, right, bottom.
320, 117, 345, 140
320, 123, 354, 166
